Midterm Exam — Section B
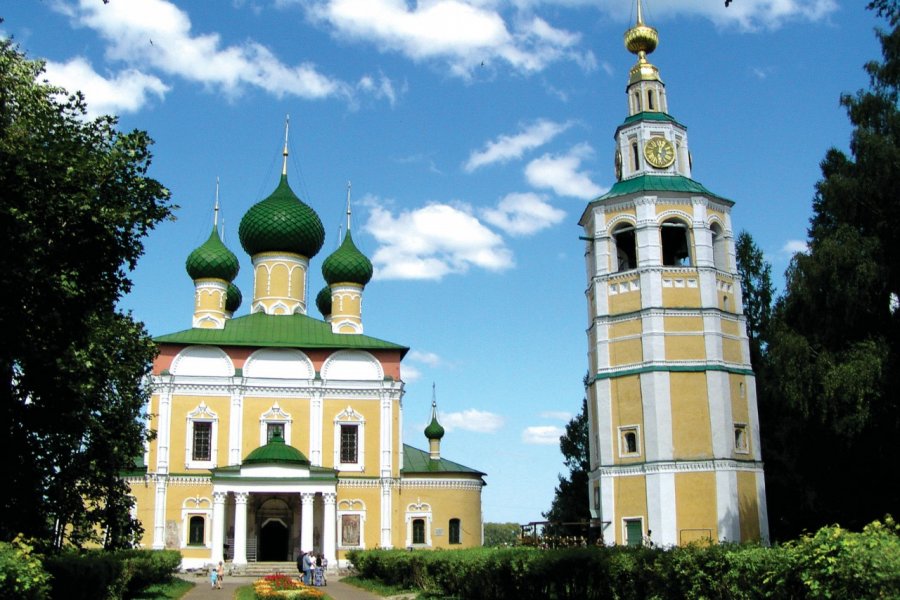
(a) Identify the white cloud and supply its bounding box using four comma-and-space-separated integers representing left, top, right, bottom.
539, 410, 572, 421
525, 143, 604, 199
362, 197, 514, 280
465, 119, 573, 172
43, 57, 169, 118
441, 409, 505, 433
481, 192, 566, 236
782, 239, 808, 254
522, 425, 564, 445
305, 0, 594, 77
408, 350, 442, 366
358, 73, 403, 106
62, 0, 365, 105
401, 363, 423, 383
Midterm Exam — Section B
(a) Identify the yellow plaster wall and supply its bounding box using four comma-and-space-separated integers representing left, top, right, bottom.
608, 289, 642, 315
127, 478, 157, 547
675, 471, 717, 544
254, 264, 269, 299
669, 373, 712, 459
614, 476, 647, 544
665, 335, 706, 361
399, 483, 483, 549
290, 265, 305, 300
721, 319, 739, 337
610, 376, 643, 463
730, 375, 749, 425
609, 338, 643, 366
610, 319, 642, 338
242, 396, 311, 457
722, 338, 743, 364
170, 395, 231, 471
737, 471, 762, 541
165, 482, 214, 555
335, 484, 381, 559
269, 263, 291, 297
654, 203, 691, 217
604, 209, 637, 227
662, 286, 701, 307
333, 290, 362, 315
664, 316, 702, 332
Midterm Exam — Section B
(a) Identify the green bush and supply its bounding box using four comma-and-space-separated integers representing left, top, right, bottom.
43, 548, 182, 600
0, 536, 52, 600
347, 518, 900, 599
114, 548, 182, 595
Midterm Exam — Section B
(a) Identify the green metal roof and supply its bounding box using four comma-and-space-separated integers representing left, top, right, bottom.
322, 230, 374, 286
243, 434, 309, 465
238, 175, 326, 258
154, 311, 408, 355
185, 226, 240, 282
618, 111, 686, 129
401, 444, 485, 477
593, 175, 731, 204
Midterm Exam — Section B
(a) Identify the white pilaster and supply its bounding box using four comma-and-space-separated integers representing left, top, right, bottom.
640, 371, 673, 462
380, 478, 393, 548
706, 371, 732, 458
593, 379, 614, 467
323, 493, 337, 564
300, 493, 315, 553
156, 384, 172, 474
380, 393, 392, 477
646, 471, 676, 547
310, 390, 323, 466
233, 492, 248, 565
229, 385, 242, 465
212, 491, 227, 564
152, 478, 167, 549
715, 470, 740, 542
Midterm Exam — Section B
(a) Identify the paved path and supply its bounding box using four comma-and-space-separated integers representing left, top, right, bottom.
178, 573, 385, 600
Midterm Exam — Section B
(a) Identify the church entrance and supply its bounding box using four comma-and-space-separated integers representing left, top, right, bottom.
258, 520, 289, 561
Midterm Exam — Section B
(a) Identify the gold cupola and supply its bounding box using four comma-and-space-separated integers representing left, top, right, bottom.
623, 0, 668, 116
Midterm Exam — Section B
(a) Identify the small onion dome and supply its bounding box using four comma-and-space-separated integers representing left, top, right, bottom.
624, 22, 658, 56
243, 433, 310, 466
225, 282, 243, 313
321, 230, 373, 286
315, 285, 332, 319
424, 413, 445, 441
238, 175, 325, 258
185, 226, 240, 282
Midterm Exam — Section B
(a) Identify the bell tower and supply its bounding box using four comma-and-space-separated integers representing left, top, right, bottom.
580, 0, 768, 547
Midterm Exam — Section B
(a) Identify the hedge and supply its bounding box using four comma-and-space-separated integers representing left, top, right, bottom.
347, 518, 900, 599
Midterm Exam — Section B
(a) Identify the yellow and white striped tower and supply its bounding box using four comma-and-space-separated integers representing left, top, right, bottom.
579, 0, 768, 547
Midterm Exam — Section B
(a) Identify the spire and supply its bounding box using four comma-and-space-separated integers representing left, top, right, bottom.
425, 383, 445, 461
282, 114, 290, 176
214, 176, 220, 228
346, 180, 352, 233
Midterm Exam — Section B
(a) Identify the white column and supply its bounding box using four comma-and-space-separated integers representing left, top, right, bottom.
310, 390, 323, 466
300, 493, 315, 553
380, 393, 392, 477
380, 478, 393, 548
212, 491, 227, 564
156, 383, 172, 474
233, 492, 249, 565
323, 493, 337, 565
229, 385, 243, 466
152, 477, 167, 549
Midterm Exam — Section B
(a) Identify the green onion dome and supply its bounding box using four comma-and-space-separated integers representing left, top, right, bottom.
243, 434, 309, 465
225, 282, 242, 313
238, 175, 325, 258
316, 285, 332, 319
425, 413, 445, 441
185, 226, 240, 282
321, 230, 373, 285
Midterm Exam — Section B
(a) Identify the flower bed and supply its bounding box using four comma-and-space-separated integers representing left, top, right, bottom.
252, 573, 325, 599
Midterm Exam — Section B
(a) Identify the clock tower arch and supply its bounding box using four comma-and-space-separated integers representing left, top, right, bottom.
580, 0, 769, 547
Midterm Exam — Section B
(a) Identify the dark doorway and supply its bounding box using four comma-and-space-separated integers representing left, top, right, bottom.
258, 520, 289, 561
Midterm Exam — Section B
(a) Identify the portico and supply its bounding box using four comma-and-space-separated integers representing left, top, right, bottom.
209, 435, 338, 565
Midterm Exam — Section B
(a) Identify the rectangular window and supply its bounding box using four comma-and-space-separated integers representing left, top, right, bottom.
188, 515, 205, 546
618, 425, 641, 457
340, 424, 358, 464
192, 422, 212, 461
624, 519, 643, 547
734, 423, 749, 454
412, 518, 426, 545
449, 519, 461, 544
267, 422, 284, 442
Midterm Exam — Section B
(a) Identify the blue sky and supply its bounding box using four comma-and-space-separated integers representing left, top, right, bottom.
1, 0, 880, 524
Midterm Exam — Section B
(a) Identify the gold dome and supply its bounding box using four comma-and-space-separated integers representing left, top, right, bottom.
624, 23, 658, 56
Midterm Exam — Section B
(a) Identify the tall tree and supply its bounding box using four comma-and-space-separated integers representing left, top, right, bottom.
543, 392, 591, 532
735, 230, 774, 368
0, 39, 172, 548
764, 0, 900, 536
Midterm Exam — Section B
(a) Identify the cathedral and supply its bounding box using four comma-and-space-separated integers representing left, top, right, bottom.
126, 136, 485, 569
580, 3, 769, 546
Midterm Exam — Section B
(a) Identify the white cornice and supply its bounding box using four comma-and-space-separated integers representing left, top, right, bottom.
597, 459, 764, 478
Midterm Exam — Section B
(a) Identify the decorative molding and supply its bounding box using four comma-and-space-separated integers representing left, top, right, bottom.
594, 361, 754, 380
337, 478, 382, 489
399, 480, 484, 491
599, 459, 764, 478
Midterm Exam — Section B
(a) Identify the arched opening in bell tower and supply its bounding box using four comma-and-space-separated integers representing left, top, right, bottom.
661, 219, 692, 266
612, 224, 637, 271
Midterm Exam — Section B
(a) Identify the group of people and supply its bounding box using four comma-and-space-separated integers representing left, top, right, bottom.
297, 550, 327, 587
209, 561, 225, 589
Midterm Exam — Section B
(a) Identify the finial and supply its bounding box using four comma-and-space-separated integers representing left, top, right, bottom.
432, 382, 437, 409
346, 181, 352, 233
636, 0, 644, 24
282, 115, 290, 176
214, 177, 220, 228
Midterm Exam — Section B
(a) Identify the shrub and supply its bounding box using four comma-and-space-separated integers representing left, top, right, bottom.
44, 551, 126, 600
0, 535, 52, 600
114, 548, 181, 595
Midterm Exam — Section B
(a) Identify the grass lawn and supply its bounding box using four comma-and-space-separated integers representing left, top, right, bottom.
127, 578, 194, 599
341, 575, 418, 598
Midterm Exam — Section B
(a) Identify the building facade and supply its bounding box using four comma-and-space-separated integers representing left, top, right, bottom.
580, 3, 768, 547
127, 146, 485, 569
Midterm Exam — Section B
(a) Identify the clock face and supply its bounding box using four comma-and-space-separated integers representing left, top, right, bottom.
643, 137, 676, 169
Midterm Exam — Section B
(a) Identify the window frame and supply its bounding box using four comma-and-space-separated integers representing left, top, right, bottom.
259, 402, 292, 446
618, 425, 642, 458
185, 402, 218, 470
448, 518, 461, 545
334, 407, 365, 472
734, 422, 750, 454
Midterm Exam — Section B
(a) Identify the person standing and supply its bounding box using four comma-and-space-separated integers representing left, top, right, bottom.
209, 565, 218, 590
301, 550, 312, 585
216, 561, 225, 589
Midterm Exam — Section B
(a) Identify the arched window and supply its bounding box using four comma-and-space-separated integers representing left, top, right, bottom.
412, 519, 426, 544
710, 222, 728, 270
449, 519, 461, 544
647, 89, 655, 110
612, 224, 637, 272
189, 516, 205, 546
661, 219, 692, 266
631, 141, 639, 171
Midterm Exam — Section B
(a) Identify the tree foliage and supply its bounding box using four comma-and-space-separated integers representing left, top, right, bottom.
0, 39, 172, 548
483, 522, 521, 547
761, 0, 900, 537
543, 392, 591, 529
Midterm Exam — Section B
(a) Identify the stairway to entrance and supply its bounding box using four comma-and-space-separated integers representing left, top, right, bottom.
237, 561, 298, 578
